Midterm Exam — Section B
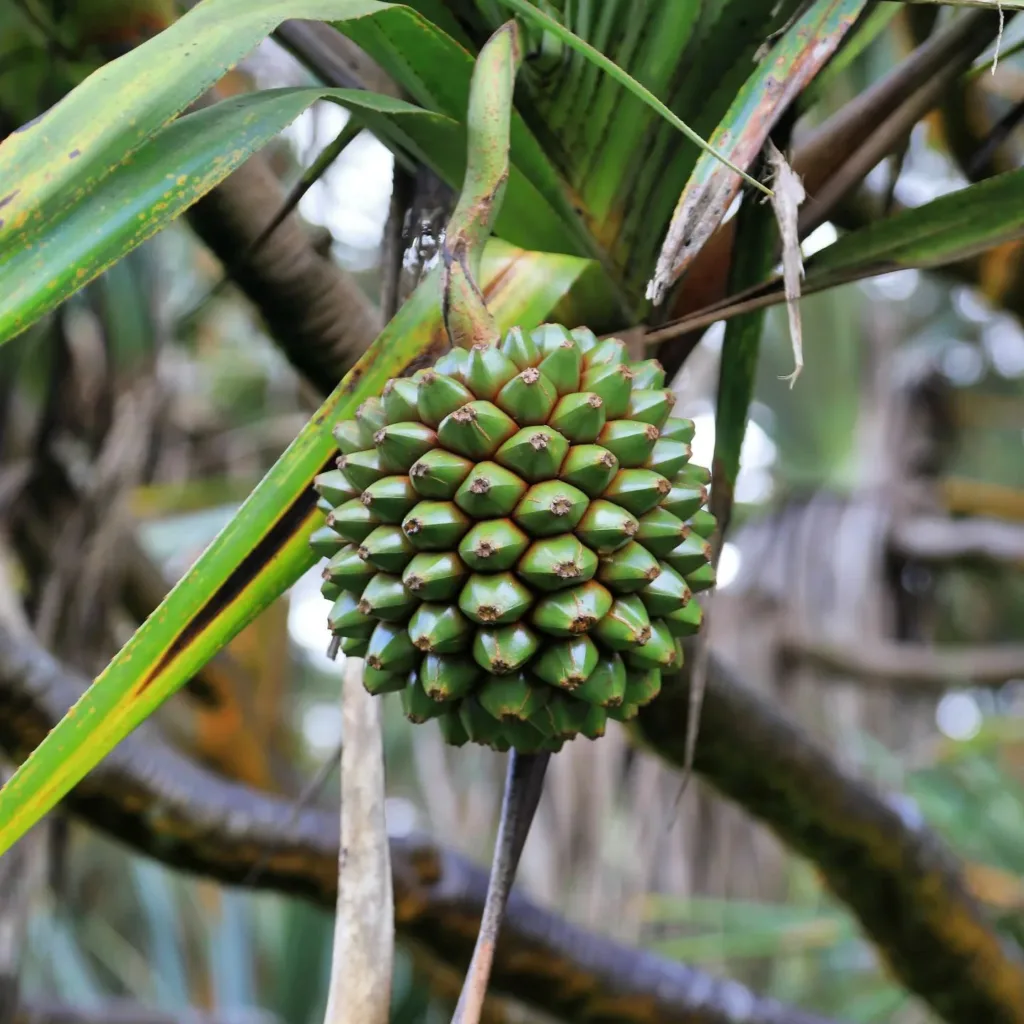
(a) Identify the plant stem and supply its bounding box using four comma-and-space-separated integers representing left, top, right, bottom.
441, 21, 521, 349
451, 750, 550, 1024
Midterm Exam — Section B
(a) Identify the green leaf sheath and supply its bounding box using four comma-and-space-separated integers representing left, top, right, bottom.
442, 21, 521, 349
0, 241, 591, 858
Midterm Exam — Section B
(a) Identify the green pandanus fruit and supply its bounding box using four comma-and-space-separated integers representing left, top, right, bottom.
309, 20, 713, 755
312, 324, 714, 751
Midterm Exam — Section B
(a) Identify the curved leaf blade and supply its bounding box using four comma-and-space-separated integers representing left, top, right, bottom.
495, 0, 771, 197
808, 168, 1024, 280
649, 164, 1024, 337
0, 78, 611, 344
0, 87, 453, 344
646, 0, 867, 303
0, 240, 593, 858
0, 0, 394, 232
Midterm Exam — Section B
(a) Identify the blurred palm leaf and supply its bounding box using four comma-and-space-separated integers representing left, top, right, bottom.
22, 833, 442, 1024
131, 861, 190, 1009
643, 889, 908, 1021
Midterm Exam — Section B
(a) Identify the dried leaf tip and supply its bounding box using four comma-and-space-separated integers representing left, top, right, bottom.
766, 140, 806, 388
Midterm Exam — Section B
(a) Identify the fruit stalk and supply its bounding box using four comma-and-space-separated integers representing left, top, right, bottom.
451, 750, 550, 1024
441, 21, 522, 351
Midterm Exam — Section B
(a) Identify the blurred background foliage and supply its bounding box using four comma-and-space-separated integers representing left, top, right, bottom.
3, 2, 1024, 1023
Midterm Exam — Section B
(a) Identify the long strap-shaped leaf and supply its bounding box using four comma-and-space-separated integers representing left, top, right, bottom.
646, 0, 868, 303
645, 163, 1024, 340
0, 0, 614, 346
0, 239, 592, 857
0, 0, 390, 233
0, 88, 452, 344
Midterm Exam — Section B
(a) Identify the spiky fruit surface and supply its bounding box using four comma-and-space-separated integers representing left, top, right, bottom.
313, 325, 714, 751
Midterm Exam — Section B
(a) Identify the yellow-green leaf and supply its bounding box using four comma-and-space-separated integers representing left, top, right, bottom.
0, 87, 454, 344
0, 240, 592, 858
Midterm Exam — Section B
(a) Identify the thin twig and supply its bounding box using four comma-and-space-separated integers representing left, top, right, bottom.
451, 751, 550, 1024
178, 115, 364, 332
993, 1, 1006, 73
966, 93, 1024, 177
186, 150, 381, 392
782, 631, 1024, 686
889, 514, 1024, 563
239, 740, 342, 888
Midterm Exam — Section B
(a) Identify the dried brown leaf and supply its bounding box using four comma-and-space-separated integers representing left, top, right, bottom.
766, 140, 806, 387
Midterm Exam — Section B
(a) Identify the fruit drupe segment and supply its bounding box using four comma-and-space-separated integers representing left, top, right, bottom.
312, 324, 713, 750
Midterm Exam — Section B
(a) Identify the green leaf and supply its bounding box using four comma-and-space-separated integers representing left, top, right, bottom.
0, 87, 453, 344
712, 193, 777, 532
0, 239, 593, 859
656, 165, 1024, 336
522, 0, 776, 299
495, 0, 771, 197
0, 11, 621, 343
272, 902, 333, 1024
343, 1, 831, 306
806, 167, 1024, 283
647, 0, 868, 302
0, 0, 391, 233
